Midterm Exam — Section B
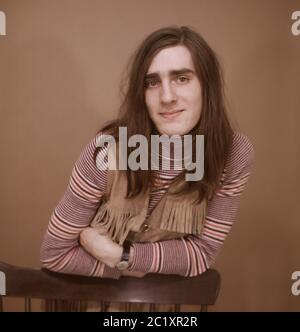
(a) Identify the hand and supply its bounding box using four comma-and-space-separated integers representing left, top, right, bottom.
80, 227, 122, 268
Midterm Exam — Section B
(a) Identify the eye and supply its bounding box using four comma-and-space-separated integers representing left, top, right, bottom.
145, 79, 160, 88
177, 76, 190, 83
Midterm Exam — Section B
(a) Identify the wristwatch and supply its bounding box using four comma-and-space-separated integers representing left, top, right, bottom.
116, 240, 131, 271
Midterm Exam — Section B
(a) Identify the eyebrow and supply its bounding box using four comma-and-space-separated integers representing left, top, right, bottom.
145, 68, 195, 80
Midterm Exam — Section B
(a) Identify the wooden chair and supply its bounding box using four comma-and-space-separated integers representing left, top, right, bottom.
0, 261, 221, 312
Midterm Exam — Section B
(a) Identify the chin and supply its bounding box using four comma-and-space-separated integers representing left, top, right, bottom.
160, 128, 188, 136
155, 121, 191, 136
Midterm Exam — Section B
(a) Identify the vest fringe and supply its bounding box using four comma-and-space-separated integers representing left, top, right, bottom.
159, 198, 206, 234
91, 203, 138, 245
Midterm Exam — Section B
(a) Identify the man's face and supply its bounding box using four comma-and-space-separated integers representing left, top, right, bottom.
145, 45, 202, 136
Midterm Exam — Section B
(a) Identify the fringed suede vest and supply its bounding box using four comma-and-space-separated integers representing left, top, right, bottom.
91, 171, 207, 245
91, 147, 207, 245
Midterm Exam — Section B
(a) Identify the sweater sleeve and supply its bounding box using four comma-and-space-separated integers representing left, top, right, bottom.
40, 133, 121, 279
128, 133, 255, 276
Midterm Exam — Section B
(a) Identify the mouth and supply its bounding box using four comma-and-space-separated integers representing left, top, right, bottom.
159, 109, 185, 119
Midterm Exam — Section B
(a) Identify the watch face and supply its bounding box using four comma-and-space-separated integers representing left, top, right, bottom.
116, 261, 129, 271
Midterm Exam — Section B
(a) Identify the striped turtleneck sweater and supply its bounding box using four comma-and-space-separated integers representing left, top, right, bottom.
40, 132, 254, 279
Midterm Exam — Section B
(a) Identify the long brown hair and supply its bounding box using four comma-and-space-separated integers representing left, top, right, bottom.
93, 25, 234, 202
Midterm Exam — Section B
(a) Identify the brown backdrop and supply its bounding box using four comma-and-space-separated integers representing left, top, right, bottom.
0, 0, 299, 311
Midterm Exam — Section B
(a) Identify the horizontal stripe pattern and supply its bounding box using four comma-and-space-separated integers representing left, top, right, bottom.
129, 132, 254, 276
40, 131, 254, 279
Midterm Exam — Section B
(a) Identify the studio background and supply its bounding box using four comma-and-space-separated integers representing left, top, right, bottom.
0, 0, 299, 311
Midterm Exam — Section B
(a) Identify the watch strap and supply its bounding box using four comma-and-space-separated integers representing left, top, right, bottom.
121, 240, 131, 262
116, 240, 132, 271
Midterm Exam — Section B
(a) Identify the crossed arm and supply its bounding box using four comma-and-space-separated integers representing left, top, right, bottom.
40, 133, 254, 279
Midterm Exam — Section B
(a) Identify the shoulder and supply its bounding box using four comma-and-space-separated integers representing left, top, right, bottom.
229, 132, 254, 162
72, 131, 110, 193
92, 131, 111, 169
224, 132, 255, 181
76, 131, 110, 165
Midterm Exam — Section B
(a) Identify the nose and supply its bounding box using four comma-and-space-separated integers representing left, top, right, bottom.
160, 81, 177, 104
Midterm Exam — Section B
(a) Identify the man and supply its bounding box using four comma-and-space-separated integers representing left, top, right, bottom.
40, 26, 254, 308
